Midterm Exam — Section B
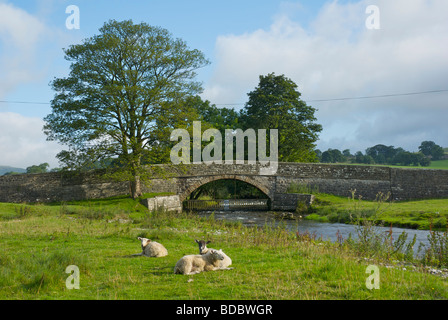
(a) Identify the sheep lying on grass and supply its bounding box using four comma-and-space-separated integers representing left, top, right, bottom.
195, 239, 232, 269
174, 249, 232, 275
135, 237, 168, 257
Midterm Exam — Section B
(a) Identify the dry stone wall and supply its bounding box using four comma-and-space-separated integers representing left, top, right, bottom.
0, 163, 447, 204
390, 168, 448, 201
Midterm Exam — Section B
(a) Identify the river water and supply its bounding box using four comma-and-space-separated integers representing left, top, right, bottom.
197, 210, 434, 256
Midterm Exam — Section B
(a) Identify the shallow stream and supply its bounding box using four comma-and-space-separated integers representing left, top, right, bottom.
197, 210, 434, 256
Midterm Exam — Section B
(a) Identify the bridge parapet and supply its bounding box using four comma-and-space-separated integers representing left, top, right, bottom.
0, 162, 447, 204
149, 162, 273, 177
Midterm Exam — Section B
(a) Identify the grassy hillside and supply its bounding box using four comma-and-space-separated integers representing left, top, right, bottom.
336, 160, 448, 170
1, 195, 447, 300
427, 159, 448, 170
0, 166, 25, 175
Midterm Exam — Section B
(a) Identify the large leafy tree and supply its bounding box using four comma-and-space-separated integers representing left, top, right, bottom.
191, 96, 240, 131
44, 20, 209, 198
321, 149, 345, 163
187, 95, 240, 161
240, 73, 322, 162
365, 144, 400, 164
419, 141, 445, 160
26, 163, 49, 174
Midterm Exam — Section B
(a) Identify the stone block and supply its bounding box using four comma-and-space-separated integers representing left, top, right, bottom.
140, 195, 182, 213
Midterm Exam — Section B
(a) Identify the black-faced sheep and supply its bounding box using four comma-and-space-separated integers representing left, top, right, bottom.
195, 239, 232, 269
136, 237, 168, 257
174, 249, 231, 275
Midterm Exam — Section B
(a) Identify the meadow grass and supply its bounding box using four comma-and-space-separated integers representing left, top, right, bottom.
339, 159, 448, 170
425, 159, 448, 170
305, 192, 448, 231
0, 195, 447, 300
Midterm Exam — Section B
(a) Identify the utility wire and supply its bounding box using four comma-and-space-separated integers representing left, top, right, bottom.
0, 100, 50, 105
215, 89, 448, 106
306, 89, 448, 102
1, 89, 447, 106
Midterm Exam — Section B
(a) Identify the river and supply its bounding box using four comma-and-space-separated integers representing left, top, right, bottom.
197, 210, 434, 256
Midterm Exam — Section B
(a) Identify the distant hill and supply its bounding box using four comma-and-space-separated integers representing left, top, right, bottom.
0, 166, 26, 175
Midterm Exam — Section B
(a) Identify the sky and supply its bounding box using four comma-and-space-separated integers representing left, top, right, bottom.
0, 0, 447, 169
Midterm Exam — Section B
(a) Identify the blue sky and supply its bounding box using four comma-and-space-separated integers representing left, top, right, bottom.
1, 0, 447, 168
2, 0, 329, 113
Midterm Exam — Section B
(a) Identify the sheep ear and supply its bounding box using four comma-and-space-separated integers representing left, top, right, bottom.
195, 239, 199, 243
138, 237, 142, 241
206, 241, 211, 244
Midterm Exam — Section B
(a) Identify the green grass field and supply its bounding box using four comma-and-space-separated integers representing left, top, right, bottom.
339, 160, 448, 170
305, 193, 448, 231
1, 195, 447, 300
385, 159, 448, 170
427, 159, 448, 170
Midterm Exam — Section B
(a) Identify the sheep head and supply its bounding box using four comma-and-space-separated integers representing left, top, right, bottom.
138, 237, 152, 249
209, 249, 225, 261
195, 239, 211, 254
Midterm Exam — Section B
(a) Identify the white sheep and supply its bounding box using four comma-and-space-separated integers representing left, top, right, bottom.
195, 239, 232, 269
135, 237, 168, 257
174, 249, 231, 275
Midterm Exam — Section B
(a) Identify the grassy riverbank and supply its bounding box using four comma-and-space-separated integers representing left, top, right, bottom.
0, 195, 447, 300
303, 192, 448, 231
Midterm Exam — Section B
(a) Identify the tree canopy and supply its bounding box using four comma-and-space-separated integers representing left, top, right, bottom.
44, 20, 209, 198
419, 141, 445, 160
317, 141, 444, 167
26, 163, 49, 174
240, 73, 322, 162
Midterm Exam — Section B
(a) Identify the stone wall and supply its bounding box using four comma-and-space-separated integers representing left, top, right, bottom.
0, 171, 126, 203
0, 170, 177, 203
390, 168, 448, 201
272, 193, 315, 211
0, 163, 447, 204
274, 163, 391, 199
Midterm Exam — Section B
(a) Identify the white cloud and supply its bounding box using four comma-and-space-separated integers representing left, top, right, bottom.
0, 2, 48, 98
203, 0, 448, 152
0, 3, 59, 168
0, 2, 79, 168
0, 112, 62, 168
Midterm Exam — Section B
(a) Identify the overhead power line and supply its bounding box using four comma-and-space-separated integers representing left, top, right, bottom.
215, 89, 448, 106
0, 100, 50, 105
1, 89, 447, 106
306, 89, 448, 102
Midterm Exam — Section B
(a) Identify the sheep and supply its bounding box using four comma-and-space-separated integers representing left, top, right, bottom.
135, 237, 168, 257
195, 239, 232, 269
174, 249, 231, 275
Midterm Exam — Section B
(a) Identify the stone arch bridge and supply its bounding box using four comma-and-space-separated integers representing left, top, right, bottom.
0, 162, 447, 211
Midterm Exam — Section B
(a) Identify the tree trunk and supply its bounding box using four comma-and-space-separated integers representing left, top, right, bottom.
130, 175, 143, 199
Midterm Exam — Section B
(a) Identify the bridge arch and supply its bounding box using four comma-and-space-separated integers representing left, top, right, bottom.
178, 174, 273, 203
